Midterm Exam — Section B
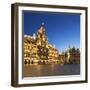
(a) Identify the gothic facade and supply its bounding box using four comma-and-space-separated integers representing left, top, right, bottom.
24, 24, 59, 65
24, 23, 80, 65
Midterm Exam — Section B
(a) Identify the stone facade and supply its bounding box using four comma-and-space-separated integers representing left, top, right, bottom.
24, 23, 80, 65
66, 47, 80, 64
24, 24, 59, 65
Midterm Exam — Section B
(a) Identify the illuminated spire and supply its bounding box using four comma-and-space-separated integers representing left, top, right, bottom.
33, 33, 36, 39
38, 22, 45, 34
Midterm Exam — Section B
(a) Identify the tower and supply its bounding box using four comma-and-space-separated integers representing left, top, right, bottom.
37, 23, 49, 60
33, 33, 36, 39
37, 22, 48, 46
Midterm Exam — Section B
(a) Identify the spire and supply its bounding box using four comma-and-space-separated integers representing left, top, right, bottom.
33, 33, 36, 39
38, 22, 45, 34
68, 45, 71, 49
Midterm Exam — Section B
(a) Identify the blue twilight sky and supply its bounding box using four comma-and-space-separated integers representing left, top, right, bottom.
23, 11, 80, 53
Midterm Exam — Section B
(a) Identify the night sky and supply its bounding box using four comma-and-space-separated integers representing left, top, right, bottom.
23, 11, 80, 53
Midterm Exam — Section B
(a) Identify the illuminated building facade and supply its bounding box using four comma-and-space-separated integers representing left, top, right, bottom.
66, 47, 80, 64
24, 23, 59, 65
24, 23, 80, 65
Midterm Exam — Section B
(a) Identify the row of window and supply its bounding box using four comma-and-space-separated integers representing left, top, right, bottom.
24, 60, 34, 64
24, 45, 37, 50
24, 53, 37, 57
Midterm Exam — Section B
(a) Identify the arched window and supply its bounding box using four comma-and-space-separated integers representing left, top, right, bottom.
24, 60, 27, 64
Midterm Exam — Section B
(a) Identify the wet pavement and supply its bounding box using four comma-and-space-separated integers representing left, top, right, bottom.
23, 64, 80, 77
